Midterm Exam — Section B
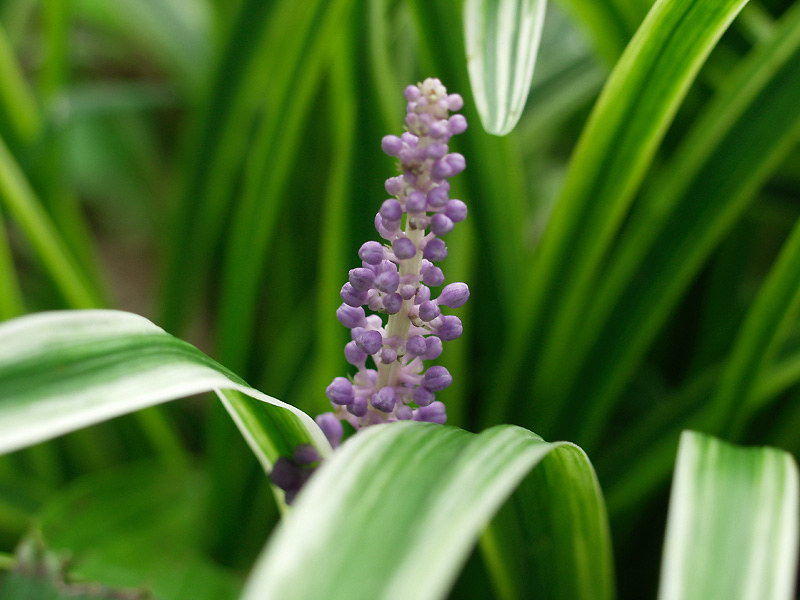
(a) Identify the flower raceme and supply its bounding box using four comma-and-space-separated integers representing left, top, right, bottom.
319, 78, 469, 447
271, 78, 469, 502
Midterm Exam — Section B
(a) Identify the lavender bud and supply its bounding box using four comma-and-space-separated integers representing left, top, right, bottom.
444, 199, 467, 222
414, 401, 447, 424
426, 143, 448, 159
406, 191, 427, 212
418, 300, 441, 322
445, 153, 466, 175
438, 282, 470, 308
345, 340, 367, 365
406, 335, 427, 356
427, 185, 449, 208
423, 366, 452, 391
393, 237, 417, 260
326, 377, 354, 405
375, 268, 400, 293
421, 264, 445, 287
404, 85, 421, 101
341, 283, 367, 307
316, 412, 343, 448
359, 241, 384, 265
381, 135, 403, 156
415, 285, 431, 304
385, 176, 404, 195
380, 347, 398, 364
355, 330, 383, 355
349, 267, 375, 292
413, 386, 435, 407
380, 198, 403, 221
396, 405, 413, 420
448, 114, 467, 134
348, 396, 368, 417
398, 284, 417, 300
294, 444, 320, 465
383, 292, 403, 314
270, 457, 302, 491
430, 214, 454, 236
371, 387, 397, 412
336, 304, 366, 328
423, 238, 448, 261
423, 336, 443, 360
436, 315, 463, 341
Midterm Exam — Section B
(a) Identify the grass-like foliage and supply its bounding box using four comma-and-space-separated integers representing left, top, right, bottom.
0, 0, 798, 598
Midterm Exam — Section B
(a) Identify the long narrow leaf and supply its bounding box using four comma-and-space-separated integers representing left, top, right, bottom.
658, 431, 799, 599
0, 310, 329, 465
243, 422, 613, 600
464, 0, 547, 135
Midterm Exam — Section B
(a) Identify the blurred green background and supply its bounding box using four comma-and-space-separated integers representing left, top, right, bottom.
0, 0, 799, 597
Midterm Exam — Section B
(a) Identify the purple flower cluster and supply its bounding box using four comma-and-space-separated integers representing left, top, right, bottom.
316, 78, 469, 448
269, 444, 321, 504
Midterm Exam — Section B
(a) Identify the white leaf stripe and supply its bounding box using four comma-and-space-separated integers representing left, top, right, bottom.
658, 431, 799, 600
244, 422, 613, 600
0, 310, 329, 462
465, 0, 547, 135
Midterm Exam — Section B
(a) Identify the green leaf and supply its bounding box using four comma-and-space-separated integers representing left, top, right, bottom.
0, 310, 329, 465
488, 0, 751, 430
464, 0, 548, 135
658, 431, 799, 599
243, 422, 614, 600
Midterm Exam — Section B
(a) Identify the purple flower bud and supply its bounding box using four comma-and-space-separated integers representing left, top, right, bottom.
336, 304, 366, 328
372, 386, 396, 412
445, 153, 466, 175
359, 241, 385, 265
423, 366, 452, 391
444, 199, 467, 222
426, 143, 448, 159
436, 315, 463, 341
414, 401, 447, 424
427, 185, 449, 208
406, 335, 427, 356
349, 267, 375, 292
270, 457, 302, 491
429, 120, 449, 138
348, 396, 368, 417
385, 176, 404, 195
413, 387, 435, 407
345, 340, 367, 365
418, 300, 441, 322
351, 326, 366, 341
396, 405, 413, 420
383, 292, 403, 314
432, 159, 452, 180
447, 94, 464, 111
423, 238, 448, 261
381, 135, 403, 156
398, 284, 417, 300
448, 114, 467, 134
341, 283, 367, 307
316, 412, 343, 448
375, 268, 400, 293
438, 282, 469, 308
423, 336, 443, 360
430, 214, 454, 236
294, 444, 320, 465
421, 264, 445, 287
404, 85, 421, 101
326, 377, 354, 405
393, 237, 417, 260
380, 347, 397, 363
380, 198, 403, 221
406, 191, 427, 212
355, 330, 383, 355
415, 285, 431, 304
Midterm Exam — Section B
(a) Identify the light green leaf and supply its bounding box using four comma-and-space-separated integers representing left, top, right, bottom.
464, 0, 547, 135
243, 422, 614, 600
659, 431, 799, 600
0, 310, 329, 466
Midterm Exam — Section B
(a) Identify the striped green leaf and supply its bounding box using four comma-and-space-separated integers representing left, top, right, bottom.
659, 431, 799, 599
243, 422, 614, 600
0, 310, 329, 466
464, 0, 547, 135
